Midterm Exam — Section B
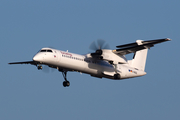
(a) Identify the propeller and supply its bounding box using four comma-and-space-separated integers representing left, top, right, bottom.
89, 39, 110, 56
41, 65, 56, 73
89, 39, 110, 51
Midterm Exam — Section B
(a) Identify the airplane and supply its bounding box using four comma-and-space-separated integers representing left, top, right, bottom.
9, 38, 171, 87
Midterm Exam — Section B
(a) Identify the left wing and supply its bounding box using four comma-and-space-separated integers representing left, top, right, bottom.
112, 38, 171, 56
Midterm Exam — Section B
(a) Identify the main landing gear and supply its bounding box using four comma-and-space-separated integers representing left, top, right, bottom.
62, 71, 70, 87
109, 62, 121, 80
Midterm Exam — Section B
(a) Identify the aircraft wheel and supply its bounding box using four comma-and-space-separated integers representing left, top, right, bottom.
63, 81, 70, 87
66, 81, 70, 86
114, 74, 120, 80
38, 65, 42, 70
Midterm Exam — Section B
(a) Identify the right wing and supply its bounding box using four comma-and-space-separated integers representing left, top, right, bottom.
8, 61, 39, 66
8, 61, 72, 72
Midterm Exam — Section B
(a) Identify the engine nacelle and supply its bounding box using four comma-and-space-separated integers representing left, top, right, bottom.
102, 50, 127, 64
91, 49, 103, 56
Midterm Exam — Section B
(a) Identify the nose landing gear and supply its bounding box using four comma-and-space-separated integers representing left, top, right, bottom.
62, 71, 70, 87
63, 81, 70, 87
37, 65, 42, 70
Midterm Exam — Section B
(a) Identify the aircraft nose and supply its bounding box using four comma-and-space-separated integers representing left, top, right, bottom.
33, 54, 43, 61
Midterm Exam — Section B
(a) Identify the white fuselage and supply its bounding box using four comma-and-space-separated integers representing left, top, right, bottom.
33, 48, 146, 80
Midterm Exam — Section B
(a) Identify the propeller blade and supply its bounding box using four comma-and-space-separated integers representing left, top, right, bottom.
42, 65, 56, 73
89, 39, 110, 51
103, 43, 110, 49
51, 68, 56, 72
97, 39, 106, 49
89, 41, 98, 51
42, 65, 50, 73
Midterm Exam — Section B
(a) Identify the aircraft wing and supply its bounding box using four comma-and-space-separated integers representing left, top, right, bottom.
9, 61, 39, 66
113, 38, 171, 56
9, 61, 71, 72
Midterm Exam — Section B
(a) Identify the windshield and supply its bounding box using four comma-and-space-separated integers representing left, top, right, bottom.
40, 49, 53, 52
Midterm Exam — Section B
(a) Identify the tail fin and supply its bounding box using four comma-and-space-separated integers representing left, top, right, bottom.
130, 49, 148, 71
121, 38, 171, 71
129, 40, 148, 71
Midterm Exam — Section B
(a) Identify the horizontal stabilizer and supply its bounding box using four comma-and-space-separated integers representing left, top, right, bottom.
113, 38, 171, 55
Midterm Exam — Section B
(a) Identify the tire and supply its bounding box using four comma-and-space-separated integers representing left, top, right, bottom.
114, 74, 120, 80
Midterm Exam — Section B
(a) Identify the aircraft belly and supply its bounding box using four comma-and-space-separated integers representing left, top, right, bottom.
83, 61, 115, 78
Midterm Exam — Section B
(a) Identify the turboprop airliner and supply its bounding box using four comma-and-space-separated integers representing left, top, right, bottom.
9, 38, 171, 87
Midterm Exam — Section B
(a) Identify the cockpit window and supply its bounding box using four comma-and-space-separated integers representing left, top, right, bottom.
40, 49, 53, 52
40, 50, 46, 52
47, 50, 53, 52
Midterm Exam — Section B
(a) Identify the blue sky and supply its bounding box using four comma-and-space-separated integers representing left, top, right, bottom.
0, 0, 179, 120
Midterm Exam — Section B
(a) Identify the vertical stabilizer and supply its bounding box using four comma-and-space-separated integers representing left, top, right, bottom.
130, 49, 148, 71
115, 38, 171, 71
130, 40, 148, 71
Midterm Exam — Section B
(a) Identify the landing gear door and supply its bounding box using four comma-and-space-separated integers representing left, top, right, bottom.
117, 64, 122, 74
